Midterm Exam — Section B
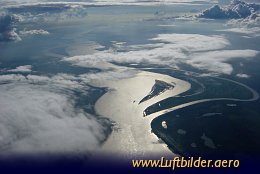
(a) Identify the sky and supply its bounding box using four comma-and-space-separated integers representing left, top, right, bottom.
0, 0, 259, 7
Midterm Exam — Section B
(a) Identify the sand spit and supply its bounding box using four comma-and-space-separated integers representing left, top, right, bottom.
94, 68, 191, 158
93, 64, 259, 159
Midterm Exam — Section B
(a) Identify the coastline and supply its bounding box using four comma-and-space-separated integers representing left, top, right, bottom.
94, 68, 191, 158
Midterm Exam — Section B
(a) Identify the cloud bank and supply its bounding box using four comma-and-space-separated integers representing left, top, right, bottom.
0, 83, 107, 155
198, 0, 259, 19
226, 12, 260, 30
0, 0, 217, 7
0, 72, 120, 156
7, 65, 32, 73
64, 33, 258, 75
198, 1, 260, 37
19, 29, 49, 36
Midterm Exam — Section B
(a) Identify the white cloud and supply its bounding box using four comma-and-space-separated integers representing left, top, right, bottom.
0, 74, 27, 82
0, 0, 217, 7
188, 49, 258, 74
0, 83, 106, 155
6, 3, 89, 23
198, 0, 259, 19
0, 73, 84, 90
236, 73, 250, 78
0, 70, 137, 89
226, 12, 260, 29
0, 71, 129, 155
64, 33, 258, 75
64, 34, 229, 68
198, 1, 260, 36
185, 0, 260, 38
19, 29, 49, 36
150, 34, 230, 51
7, 65, 32, 73
0, 66, 145, 155
218, 27, 260, 34
0, 3, 89, 42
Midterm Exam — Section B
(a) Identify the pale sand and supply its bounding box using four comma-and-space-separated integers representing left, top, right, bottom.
94, 68, 191, 158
